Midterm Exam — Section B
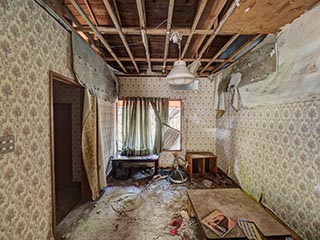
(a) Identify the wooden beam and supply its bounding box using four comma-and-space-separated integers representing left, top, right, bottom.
112, 0, 122, 25
228, 34, 263, 59
103, 57, 234, 63
162, 0, 175, 73
212, 34, 263, 73
190, 0, 226, 57
200, 34, 239, 73
103, 0, 139, 73
181, 0, 207, 58
198, 0, 240, 59
136, 0, 152, 70
74, 26, 239, 36
69, 0, 127, 72
83, 0, 98, 25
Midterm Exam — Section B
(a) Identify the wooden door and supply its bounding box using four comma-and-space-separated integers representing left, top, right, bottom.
54, 103, 73, 191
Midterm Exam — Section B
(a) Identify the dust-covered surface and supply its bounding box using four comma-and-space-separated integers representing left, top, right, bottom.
60, 169, 238, 240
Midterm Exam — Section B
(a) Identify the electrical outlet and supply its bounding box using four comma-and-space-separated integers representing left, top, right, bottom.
0, 135, 15, 154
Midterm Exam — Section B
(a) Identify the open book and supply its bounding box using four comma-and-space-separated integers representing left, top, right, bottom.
202, 209, 237, 238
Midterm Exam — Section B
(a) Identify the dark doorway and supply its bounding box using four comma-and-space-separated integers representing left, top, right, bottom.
54, 102, 81, 223
50, 72, 90, 237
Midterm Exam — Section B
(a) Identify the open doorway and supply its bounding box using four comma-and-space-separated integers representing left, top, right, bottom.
49, 71, 89, 237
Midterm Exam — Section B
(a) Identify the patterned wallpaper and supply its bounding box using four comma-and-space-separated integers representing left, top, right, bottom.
97, 99, 115, 185
0, 0, 99, 239
216, 95, 320, 239
118, 76, 216, 165
53, 81, 83, 182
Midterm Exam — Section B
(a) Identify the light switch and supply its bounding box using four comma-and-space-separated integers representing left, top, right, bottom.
0, 135, 15, 154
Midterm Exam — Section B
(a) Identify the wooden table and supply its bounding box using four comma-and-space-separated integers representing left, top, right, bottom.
187, 188, 291, 239
111, 154, 159, 178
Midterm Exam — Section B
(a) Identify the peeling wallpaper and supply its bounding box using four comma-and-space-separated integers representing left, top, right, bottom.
118, 77, 216, 165
238, 4, 320, 108
215, 5, 320, 239
53, 81, 83, 182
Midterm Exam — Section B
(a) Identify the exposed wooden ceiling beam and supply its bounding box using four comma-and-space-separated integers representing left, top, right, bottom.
190, 0, 226, 57
83, 0, 98, 26
74, 26, 239, 36
198, 0, 240, 59
200, 33, 239, 73
103, 0, 140, 73
162, 0, 175, 73
212, 34, 263, 73
136, 0, 152, 71
112, 0, 122, 25
104, 57, 234, 63
69, 0, 127, 73
181, 0, 207, 59
228, 34, 263, 59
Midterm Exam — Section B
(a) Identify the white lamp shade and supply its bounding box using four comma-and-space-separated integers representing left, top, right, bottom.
166, 60, 195, 85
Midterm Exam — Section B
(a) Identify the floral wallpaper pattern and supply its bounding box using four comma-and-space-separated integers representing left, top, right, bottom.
97, 99, 115, 181
53, 81, 83, 182
216, 96, 320, 239
0, 0, 73, 239
118, 76, 216, 165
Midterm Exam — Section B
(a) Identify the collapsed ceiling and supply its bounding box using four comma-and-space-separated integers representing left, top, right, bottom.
45, 0, 319, 76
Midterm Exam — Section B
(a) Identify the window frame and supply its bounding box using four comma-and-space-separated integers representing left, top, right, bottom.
115, 98, 183, 152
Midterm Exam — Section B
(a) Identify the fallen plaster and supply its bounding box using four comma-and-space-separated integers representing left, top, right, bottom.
238, 4, 320, 108
60, 169, 237, 240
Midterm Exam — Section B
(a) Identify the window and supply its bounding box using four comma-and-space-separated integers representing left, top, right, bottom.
116, 99, 181, 152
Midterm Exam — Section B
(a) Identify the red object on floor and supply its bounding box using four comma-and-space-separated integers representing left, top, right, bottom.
169, 228, 177, 236
172, 216, 183, 228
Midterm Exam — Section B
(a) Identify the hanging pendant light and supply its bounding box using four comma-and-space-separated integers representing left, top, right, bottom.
166, 60, 195, 85
166, 31, 199, 85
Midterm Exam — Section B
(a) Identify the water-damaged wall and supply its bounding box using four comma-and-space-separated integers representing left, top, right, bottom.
216, 5, 320, 239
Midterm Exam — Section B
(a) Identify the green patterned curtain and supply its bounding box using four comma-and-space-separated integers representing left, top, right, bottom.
121, 97, 169, 155
122, 97, 152, 155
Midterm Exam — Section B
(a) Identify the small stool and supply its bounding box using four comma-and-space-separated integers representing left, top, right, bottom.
186, 152, 217, 178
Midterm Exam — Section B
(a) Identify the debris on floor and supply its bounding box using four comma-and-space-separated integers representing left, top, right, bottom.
60, 168, 237, 240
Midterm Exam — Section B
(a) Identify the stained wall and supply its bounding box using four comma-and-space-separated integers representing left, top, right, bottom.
215, 5, 320, 239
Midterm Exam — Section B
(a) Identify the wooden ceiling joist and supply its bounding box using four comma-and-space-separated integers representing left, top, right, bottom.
112, 0, 122, 25
200, 33, 240, 73
103, 57, 234, 63
198, 0, 240, 59
181, 0, 208, 59
228, 34, 263, 59
69, 0, 127, 73
83, 0, 98, 26
75, 26, 236, 36
212, 34, 263, 73
162, 0, 175, 73
136, 0, 151, 71
103, 0, 140, 73
190, 0, 226, 57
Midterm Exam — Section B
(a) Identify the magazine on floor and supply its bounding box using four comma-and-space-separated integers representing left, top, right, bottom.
201, 209, 237, 238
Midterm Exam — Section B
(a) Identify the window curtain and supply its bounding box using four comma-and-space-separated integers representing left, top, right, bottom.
121, 97, 169, 155
150, 98, 169, 154
122, 97, 153, 155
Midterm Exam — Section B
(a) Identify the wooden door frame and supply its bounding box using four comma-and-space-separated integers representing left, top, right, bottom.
49, 71, 82, 239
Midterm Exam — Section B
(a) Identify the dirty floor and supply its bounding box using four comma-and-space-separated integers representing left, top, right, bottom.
59, 169, 238, 240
